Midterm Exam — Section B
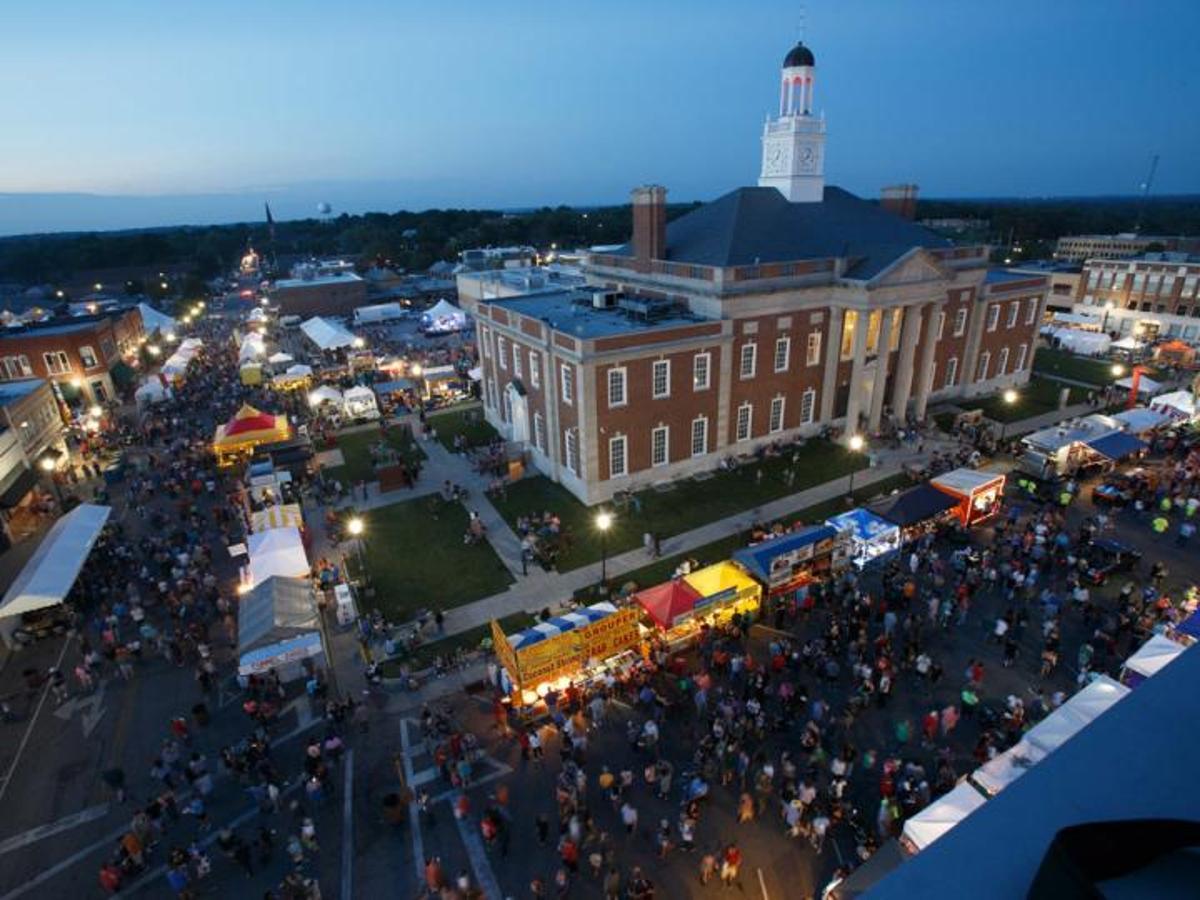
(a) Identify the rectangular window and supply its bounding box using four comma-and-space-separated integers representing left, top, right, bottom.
735, 404, 752, 442
691, 416, 708, 457
652, 359, 670, 399
560, 364, 574, 405
693, 352, 710, 391
79, 345, 98, 369
768, 396, 785, 433
739, 342, 757, 379
986, 305, 999, 332
1113, 273, 1126, 291
479, 327, 489, 358
608, 435, 627, 478
1184, 275, 1198, 297
840, 310, 858, 359
496, 336, 507, 370
800, 388, 816, 424
1016, 343, 1028, 371
806, 332, 821, 366
865, 310, 883, 354
1006, 303, 1019, 329
533, 412, 545, 452
944, 357, 958, 388
651, 426, 669, 467
997, 347, 1009, 376
1101, 271, 1114, 289
2, 355, 31, 379
43, 351, 71, 375
512, 343, 522, 379
773, 337, 790, 373
936, 311, 946, 341
1147, 274, 1161, 294
978, 350, 991, 381
1163, 275, 1175, 294
953, 308, 967, 337
1132, 273, 1145, 291
565, 429, 579, 475
529, 351, 540, 389
889, 308, 903, 351
485, 378, 496, 409
607, 367, 626, 407
1025, 298, 1038, 325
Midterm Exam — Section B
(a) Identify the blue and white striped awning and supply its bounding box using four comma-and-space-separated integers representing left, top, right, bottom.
507, 602, 618, 650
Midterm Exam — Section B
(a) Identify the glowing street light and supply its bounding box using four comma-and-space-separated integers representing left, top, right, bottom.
39, 456, 55, 472
88, 404, 102, 418
846, 433, 866, 497
999, 389, 1020, 441
352, 337, 365, 349
596, 511, 613, 586
1111, 363, 1126, 378
347, 517, 364, 537
410, 363, 423, 377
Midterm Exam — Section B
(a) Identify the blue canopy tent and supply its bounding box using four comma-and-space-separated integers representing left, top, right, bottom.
826, 508, 901, 567
732, 524, 843, 595
1086, 431, 1147, 462
1173, 610, 1200, 644
871, 483, 959, 529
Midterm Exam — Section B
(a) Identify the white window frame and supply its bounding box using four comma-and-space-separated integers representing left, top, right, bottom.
565, 429, 579, 476
739, 342, 757, 379
479, 326, 490, 359
1025, 298, 1038, 325
43, 351, 71, 375
690, 416, 708, 457
651, 425, 669, 467
607, 366, 627, 408
978, 350, 991, 381
485, 378, 496, 409
533, 411, 545, 452
608, 434, 628, 479
773, 336, 790, 373
944, 356, 958, 388
80, 344, 99, 369
512, 343, 523, 379
693, 352, 710, 391
560, 363, 574, 405
800, 387, 816, 424
735, 403, 752, 442
997, 346, 1009, 376
651, 359, 671, 399
1006, 303, 1019, 329
953, 308, 967, 337
806, 332, 821, 366
936, 311, 946, 341
496, 335, 507, 370
768, 396, 786, 434
529, 351, 540, 389
986, 305, 999, 332
1015, 343, 1028, 371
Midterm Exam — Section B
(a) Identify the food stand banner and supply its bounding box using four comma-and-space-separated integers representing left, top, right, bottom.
732, 524, 842, 591
930, 468, 1006, 526
498, 603, 640, 689
825, 508, 901, 568
682, 562, 762, 615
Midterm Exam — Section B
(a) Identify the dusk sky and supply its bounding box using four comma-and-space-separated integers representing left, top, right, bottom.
1, 0, 1197, 234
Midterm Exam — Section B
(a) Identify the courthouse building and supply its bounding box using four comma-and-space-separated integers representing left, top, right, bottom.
463, 42, 1048, 504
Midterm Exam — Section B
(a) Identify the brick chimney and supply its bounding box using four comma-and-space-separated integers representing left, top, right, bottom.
880, 184, 919, 220
631, 185, 667, 262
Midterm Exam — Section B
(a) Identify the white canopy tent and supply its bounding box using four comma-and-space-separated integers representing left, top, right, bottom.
0, 504, 111, 621
901, 782, 987, 852
247, 307, 269, 323
1150, 390, 1198, 421
1122, 633, 1187, 682
353, 302, 403, 325
134, 378, 170, 409
267, 351, 294, 365
246, 526, 309, 589
307, 385, 344, 407
1114, 375, 1162, 397
138, 303, 176, 336
342, 385, 379, 419
969, 738, 1047, 797
283, 364, 313, 378
1053, 330, 1111, 356
1112, 407, 1170, 436
301, 316, 357, 351
238, 332, 266, 362
1110, 335, 1146, 351
421, 299, 467, 334
1024, 675, 1130, 755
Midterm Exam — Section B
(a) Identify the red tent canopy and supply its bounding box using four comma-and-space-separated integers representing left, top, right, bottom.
224, 404, 282, 437
632, 579, 704, 630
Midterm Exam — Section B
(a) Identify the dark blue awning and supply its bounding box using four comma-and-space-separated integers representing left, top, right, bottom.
1086, 431, 1147, 461
732, 524, 839, 582
871, 483, 959, 527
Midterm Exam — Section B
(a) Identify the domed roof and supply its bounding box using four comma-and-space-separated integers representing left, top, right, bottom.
783, 42, 815, 68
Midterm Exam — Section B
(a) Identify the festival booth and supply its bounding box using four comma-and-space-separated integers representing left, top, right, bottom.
1024, 675, 1130, 755
1150, 390, 1199, 422
731, 524, 849, 610
134, 377, 170, 410
680, 561, 763, 627
267, 351, 294, 366
273, 364, 314, 390
213, 404, 293, 467
1084, 430, 1148, 466
1052, 329, 1111, 356
1112, 407, 1171, 437
342, 385, 380, 420
421, 299, 467, 335
239, 363, 264, 386
238, 332, 266, 363
418, 365, 465, 400
491, 602, 642, 701
1171, 610, 1200, 646
138, 303, 177, 337
1120, 633, 1187, 687
307, 385, 343, 409
161, 339, 203, 382
900, 782, 987, 854
236, 575, 324, 682
870, 483, 960, 542
969, 738, 1048, 797
1153, 339, 1197, 369
1110, 335, 1146, 355
353, 302, 404, 325
1114, 374, 1163, 399
301, 316, 357, 352
825, 508, 901, 568
244, 526, 309, 590
250, 503, 304, 533
930, 468, 1006, 527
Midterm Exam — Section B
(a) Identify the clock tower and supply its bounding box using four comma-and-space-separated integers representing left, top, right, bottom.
759, 41, 826, 203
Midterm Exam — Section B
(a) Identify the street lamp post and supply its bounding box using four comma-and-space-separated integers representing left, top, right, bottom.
846, 434, 866, 499
1101, 301, 1115, 333
347, 516, 366, 582
595, 511, 613, 589
998, 388, 1019, 442
39, 456, 63, 507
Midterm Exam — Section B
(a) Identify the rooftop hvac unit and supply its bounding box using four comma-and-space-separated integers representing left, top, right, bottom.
592, 291, 619, 310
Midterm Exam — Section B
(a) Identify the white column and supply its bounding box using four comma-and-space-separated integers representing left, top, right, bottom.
868, 309, 895, 431
913, 301, 943, 421
820, 307, 844, 422
890, 304, 922, 418
843, 310, 868, 434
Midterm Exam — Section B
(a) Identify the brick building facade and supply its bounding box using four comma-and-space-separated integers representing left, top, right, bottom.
1075, 253, 1200, 343
269, 273, 368, 318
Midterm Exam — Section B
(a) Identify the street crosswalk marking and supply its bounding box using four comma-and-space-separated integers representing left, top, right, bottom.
0, 804, 110, 857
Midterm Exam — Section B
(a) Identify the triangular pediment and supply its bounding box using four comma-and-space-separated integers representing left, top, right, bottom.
868, 249, 950, 287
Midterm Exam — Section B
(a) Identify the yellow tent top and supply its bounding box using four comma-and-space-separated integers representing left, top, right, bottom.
213, 404, 292, 462
683, 561, 761, 607
250, 503, 304, 533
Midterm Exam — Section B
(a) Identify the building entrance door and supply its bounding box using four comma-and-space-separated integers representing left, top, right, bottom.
505, 382, 530, 445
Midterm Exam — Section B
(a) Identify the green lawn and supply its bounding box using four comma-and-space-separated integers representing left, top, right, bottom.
323, 426, 425, 483
429, 406, 499, 451
573, 472, 912, 603
972, 376, 1087, 422
1032, 346, 1162, 387
380, 610, 531, 675
491, 438, 867, 572
352, 496, 513, 621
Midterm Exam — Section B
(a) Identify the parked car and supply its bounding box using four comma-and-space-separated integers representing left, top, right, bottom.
11, 606, 73, 645
1083, 539, 1142, 585
1091, 469, 1154, 507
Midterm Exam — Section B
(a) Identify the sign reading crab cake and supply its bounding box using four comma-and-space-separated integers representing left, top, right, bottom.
500, 603, 641, 689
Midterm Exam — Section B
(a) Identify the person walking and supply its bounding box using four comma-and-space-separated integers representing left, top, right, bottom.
720, 843, 743, 887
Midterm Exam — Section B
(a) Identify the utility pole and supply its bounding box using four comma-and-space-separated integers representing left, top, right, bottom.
1134, 154, 1160, 235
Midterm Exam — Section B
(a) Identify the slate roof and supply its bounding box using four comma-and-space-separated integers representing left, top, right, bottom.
611, 186, 954, 279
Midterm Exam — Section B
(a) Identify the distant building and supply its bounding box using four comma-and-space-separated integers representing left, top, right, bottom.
456, 266, 587, 304
458, 247, 537, 271
464, 41, 1047, 505
920, 217, 990, 233
269, 271, 367, 318
0, 379, 65, 550
1054, 233, 1200, 263
1007, 261, 1082, 314
1075, 252, 1200, 342
0, 308, 144, 405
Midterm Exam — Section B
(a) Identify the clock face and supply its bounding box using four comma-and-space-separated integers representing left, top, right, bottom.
798, 145, 816, 172
766, 143, 789, 176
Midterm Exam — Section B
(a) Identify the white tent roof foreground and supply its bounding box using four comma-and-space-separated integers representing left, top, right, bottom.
902, 782, 987, 851
301, 317, 357, 351
0, 504, 111, 618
